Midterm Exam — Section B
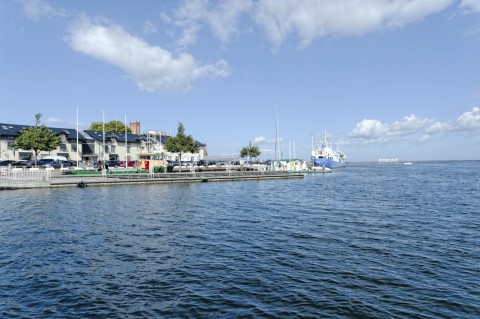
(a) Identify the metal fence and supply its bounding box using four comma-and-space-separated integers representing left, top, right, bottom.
0, 167, 52, 181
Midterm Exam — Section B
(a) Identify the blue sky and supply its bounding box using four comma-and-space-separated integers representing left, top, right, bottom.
1, 0, 479, 161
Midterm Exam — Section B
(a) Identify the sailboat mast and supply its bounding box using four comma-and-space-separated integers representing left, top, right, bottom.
76, 107, 79, 168
275, 108, 278, 162
102, 111, 105, 167
124, 114, 128, 168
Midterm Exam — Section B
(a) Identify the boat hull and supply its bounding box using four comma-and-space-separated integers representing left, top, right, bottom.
312, 158, 346, 169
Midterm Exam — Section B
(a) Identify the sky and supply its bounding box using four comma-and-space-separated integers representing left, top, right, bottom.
1, 0, 479, 161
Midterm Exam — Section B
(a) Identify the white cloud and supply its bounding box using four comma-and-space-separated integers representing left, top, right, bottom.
66, 16, 230, 92
425, 107, 480, 133
167, 0, 253, 49
166, 0, 454, 49
425, 121, 452, 134
20, 0, 69, 21
143, 21, 158, 34
350, 107, 480, 144
253, 0, 454, 48
390, 114, 432, 135
252, 135, 282, 144
45, 117, 83, 128
252, 136, 267, 143
350, 119, 388, 141
459, 0, 480, 13
454, 106, 480, 131
45, 117, 67, 124
207, 0, 254, 42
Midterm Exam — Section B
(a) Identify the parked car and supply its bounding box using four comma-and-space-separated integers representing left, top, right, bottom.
13, 160, 33, 168
105, 160, 121, 168
36, 158, 55, 166
37, 159, 72, 168
0, 160, 16, 166
181, 161, 196, 167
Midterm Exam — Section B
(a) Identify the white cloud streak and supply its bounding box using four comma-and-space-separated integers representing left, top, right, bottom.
350, 107, 480, 144
459, 0, 480, 13
66, 16, 230, 92
20, 0, 69, 21
45, 117, 83, 128
143, 21, 158, 34
167, 0, 253, 49
254, 0, 454, 48
253, 135, 283, 144
167, 0, 455, 49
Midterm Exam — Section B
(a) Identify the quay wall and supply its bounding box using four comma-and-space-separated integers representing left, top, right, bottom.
0, 171, 303, 190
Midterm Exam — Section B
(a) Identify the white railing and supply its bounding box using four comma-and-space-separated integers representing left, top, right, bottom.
0, 167, 52, 181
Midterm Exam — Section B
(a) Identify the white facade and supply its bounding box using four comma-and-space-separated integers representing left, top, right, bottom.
1, 124, 206, 163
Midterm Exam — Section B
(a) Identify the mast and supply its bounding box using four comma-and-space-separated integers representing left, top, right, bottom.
311, 131, 314, 166
76, 107, 79, 168
124, 113, 128, 168
275, 108, 278, 162
102, 111, 105, 167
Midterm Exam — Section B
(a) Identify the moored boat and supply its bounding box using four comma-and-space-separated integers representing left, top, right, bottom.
311, 131, 346, 169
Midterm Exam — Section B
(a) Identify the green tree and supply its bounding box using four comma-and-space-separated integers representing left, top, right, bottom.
89, 120, 131, 134
165, 122, 199, 168
240, 143, 261, 162
13, 113, 61, 163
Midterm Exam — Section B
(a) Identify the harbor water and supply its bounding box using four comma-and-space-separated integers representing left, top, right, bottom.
1, 161, 479, 318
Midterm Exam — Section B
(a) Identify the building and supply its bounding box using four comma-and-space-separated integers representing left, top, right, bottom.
0, 122, 207, 163
0, 122, 86, 161
141, 130, 207, 162
82, 130, 143, 162
130, 121, 140, 134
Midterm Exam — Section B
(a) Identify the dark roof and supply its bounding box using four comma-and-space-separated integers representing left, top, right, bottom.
83, 131, 205, 146
0, 123, 29, 136
83, 130, 143, 142
0, 123, 206, 146
0, 123, 86, 141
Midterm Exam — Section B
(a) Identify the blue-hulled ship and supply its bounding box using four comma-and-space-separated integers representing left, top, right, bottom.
311, 131, 346, 169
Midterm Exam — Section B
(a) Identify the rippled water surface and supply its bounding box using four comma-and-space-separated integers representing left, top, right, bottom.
1, 161, 479, 318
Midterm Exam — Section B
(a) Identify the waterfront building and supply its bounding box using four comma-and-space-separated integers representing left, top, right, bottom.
139, 130, 207, 162
0, 122, 86, 161
0, 122, 207, 163
82, 130, 143, 162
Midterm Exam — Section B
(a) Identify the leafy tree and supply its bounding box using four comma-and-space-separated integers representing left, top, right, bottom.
89, 120, 131, 134
13, 113, 61, 163
240, 143, 261, 161
165, 122, 199, 168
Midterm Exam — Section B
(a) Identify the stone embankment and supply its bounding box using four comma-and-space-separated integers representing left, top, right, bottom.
0, 170, 303, 190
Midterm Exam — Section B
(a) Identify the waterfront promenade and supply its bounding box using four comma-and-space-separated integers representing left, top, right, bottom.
0, 170, 303, 190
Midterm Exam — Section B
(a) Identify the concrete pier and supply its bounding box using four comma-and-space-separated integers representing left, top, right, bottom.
0, 171, 303, 190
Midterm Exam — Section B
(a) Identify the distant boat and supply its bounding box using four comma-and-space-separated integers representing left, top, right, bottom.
311, 131, 346, 169
404, 161, 413, 165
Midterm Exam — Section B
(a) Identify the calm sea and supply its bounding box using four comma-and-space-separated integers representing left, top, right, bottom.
1, 161, 479, 318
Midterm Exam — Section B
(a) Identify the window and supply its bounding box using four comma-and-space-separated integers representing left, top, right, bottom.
72, 144, 77, 152
59, 144, 67, 152
110, 145, 116, 153
7, 142, 15, 150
